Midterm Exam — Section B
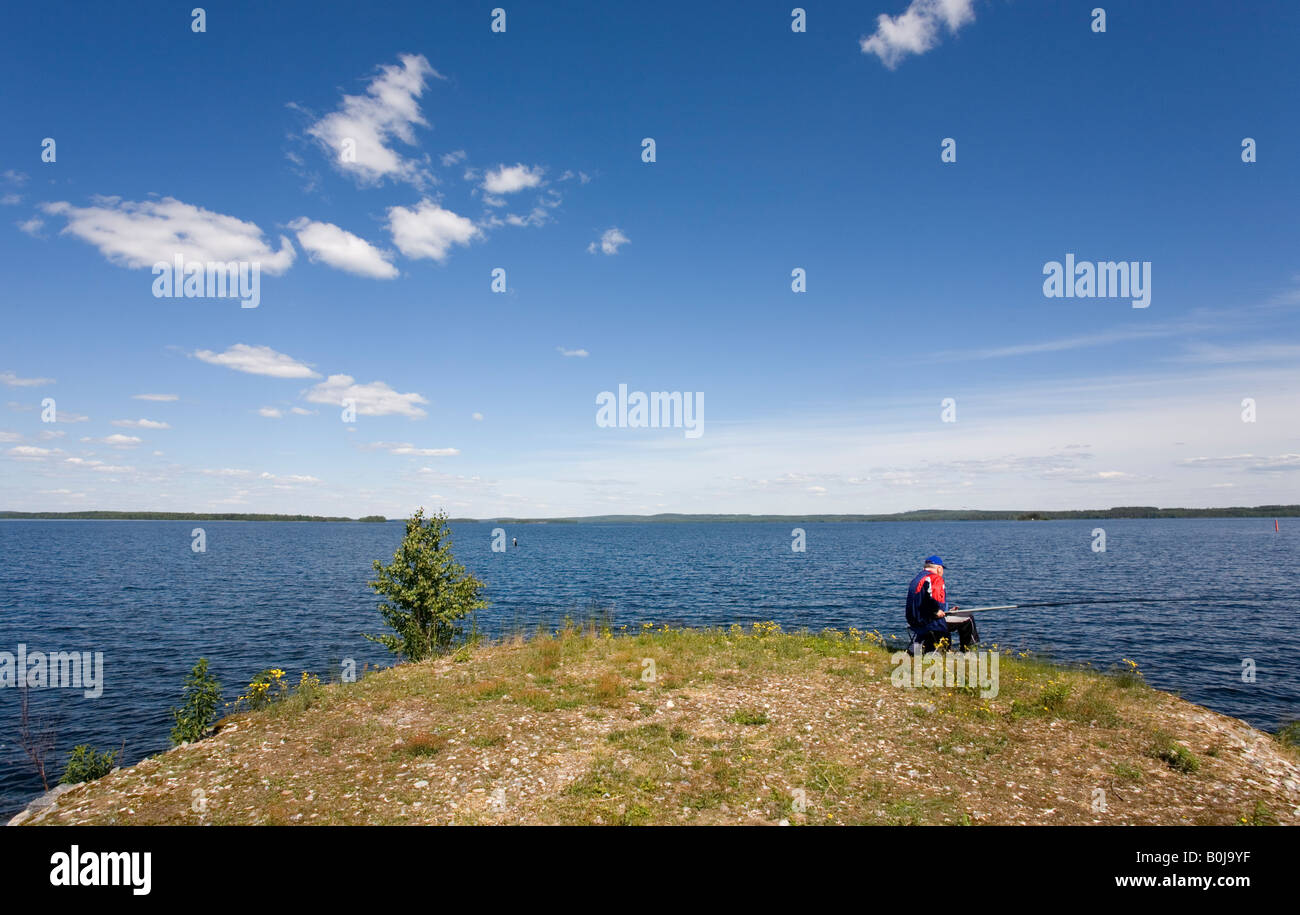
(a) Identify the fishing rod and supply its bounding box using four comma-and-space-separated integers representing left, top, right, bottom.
951, 595, 1289, 615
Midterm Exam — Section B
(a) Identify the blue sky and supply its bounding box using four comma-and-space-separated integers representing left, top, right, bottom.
2, 0, 1298, 517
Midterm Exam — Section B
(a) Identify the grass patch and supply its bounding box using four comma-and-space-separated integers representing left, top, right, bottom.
1240, 799, 1277, 826
471, 678, 509, 700
592, 672, 625, 703
397, 733, 448, 757
1147, 733, 1199, 774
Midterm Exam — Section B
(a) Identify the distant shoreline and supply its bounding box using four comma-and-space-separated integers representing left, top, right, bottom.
1, 507, 1297, 523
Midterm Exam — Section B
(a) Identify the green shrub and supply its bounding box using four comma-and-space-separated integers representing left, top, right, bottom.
60, 744, 119, 784
1274, 720, 1300, 749
1039, 681, 1072, 712
1149, 736, 1199, 774
366, 508, 488, 661
170, 658, 223, 745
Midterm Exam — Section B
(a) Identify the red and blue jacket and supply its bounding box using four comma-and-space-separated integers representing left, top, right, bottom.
905, 569, 949, 635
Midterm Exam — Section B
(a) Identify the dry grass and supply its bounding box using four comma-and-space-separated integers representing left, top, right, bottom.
18, 624, 1300, 826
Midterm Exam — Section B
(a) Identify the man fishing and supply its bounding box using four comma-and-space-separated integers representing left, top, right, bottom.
905, 555, 978, 652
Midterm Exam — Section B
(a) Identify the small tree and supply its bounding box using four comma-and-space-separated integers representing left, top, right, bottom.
17, 683, 56, 791
367, 507, 487, 661
170, 658, 223, 745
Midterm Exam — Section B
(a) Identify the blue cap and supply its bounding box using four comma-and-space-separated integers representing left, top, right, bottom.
924, 555, 944, 567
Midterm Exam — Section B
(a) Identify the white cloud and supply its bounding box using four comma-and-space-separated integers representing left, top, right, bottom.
111, 418, 170, 429
1, 370, 53, 387
82, 433, 142, 447
364, 441, 459, 456
303, 374, 429, 418
306, 53, 440, 186
258, 407, 283, 418
288, 217, 398, 279
387, 199, 480, 262
860, 0, 977, 69
17, 217, 43, 236
194, 344, 320, 379
956, 326, 1188, 361
7, 445, 58, 459
1178, 453, 1300, 472
290, 406, 314, 415
557, 347, 589, 358
505, 207, 550, 228
481, 164, 544, 195
587, 227, 629, 255
132, 393, 178, 401
441, 150, 467, 166
258, 471, 321, 484
41, 196, 295, 274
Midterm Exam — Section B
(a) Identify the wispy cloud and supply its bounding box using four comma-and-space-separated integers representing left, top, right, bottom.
364, 441, 459, 456
1, 370, 54, 387
7, 445, 60, 460
1178, 453, 1300, 472
306, 53, 440, 186
557, 347, 589, 358
952, 326, 1190, 361
860, 0, 978, 69
302, 374, 429, 418
111, 418, 170, 429
587, 227, 629, 255
193, 344, 320, 379
1171, 342, 1300, 364
132, 393, 178, 402
82, 433, 142, 448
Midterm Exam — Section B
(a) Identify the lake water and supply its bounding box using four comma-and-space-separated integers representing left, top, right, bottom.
1, 517, 1295, 817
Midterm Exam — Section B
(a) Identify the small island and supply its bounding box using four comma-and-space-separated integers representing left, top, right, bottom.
13, 624, 1300, 826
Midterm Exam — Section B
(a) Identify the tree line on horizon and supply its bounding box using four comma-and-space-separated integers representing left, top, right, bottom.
2, 506, 1298, 523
